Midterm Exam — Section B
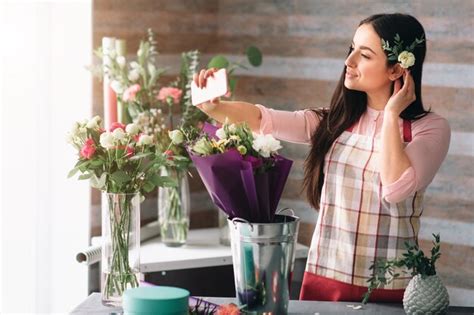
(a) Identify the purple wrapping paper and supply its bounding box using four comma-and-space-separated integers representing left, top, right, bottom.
189, 123, 293, 223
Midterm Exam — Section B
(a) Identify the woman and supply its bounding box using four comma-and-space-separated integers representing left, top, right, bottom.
193, 13, 450, 302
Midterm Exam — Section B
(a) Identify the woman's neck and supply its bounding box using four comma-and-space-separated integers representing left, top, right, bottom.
366, 88, 391, 111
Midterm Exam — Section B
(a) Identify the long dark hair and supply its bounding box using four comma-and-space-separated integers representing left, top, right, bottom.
303, 13, 430, 210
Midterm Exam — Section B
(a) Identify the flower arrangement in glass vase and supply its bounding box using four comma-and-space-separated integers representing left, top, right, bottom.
67, 117, 174, 306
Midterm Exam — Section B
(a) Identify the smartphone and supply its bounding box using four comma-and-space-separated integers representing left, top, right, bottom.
191, 68, 228, 106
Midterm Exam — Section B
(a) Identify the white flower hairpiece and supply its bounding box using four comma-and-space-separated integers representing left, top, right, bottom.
381, 33, 425, 68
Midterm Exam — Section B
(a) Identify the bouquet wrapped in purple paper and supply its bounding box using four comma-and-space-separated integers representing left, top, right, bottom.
170, 121, 292, 223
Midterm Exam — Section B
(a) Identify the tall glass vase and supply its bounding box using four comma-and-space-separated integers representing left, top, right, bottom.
101, 192, 140, 307
158, 167, 190, 247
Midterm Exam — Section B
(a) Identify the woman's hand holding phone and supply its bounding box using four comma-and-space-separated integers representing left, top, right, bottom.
191, 68, 228, 112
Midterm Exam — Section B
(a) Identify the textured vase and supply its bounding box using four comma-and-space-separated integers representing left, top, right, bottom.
403, 274, 449, 315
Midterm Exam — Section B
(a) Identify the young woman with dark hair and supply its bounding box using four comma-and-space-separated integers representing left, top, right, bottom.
193, 13, 450, 302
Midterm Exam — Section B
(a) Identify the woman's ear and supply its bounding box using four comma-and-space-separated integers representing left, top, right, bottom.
388, 64, 404, 81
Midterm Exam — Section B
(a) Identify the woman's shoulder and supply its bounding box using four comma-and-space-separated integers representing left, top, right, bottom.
411, 111, 451, 135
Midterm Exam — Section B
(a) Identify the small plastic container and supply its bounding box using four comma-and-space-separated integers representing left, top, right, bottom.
123, 286, 190, 315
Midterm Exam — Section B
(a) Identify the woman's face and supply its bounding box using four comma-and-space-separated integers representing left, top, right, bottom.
344, 23, 392, 93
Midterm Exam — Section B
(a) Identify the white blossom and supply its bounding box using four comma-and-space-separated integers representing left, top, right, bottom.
128, 70, 140, 82
112, 128, 126, 141
137, 134, 153, 146
168, 130, 184, 145
228, 124, 237, 133
398, 51, 415, 69
100, 132, 115, 149
147, 63, 156, 76
125, 123, 140, 136
130, 61, 140, 69
86, 116, 101, 129
116, 56, 126, 68
252, 134, 282, 158
216, 128, 227, 140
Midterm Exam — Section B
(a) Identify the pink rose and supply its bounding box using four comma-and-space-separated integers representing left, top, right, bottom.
109, 122, 126, 132
157, 87, 182, 105
80, 138, 96, 159
122, 84, 141, 102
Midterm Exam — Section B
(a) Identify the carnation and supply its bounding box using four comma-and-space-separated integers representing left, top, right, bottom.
252, 134, 282, 158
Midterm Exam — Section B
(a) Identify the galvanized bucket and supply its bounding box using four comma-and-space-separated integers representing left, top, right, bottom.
228, 210, 300, 315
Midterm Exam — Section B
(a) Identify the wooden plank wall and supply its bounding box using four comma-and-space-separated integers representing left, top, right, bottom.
92, 0, 473, 303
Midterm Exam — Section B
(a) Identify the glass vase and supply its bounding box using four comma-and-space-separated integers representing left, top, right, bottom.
158, 167, 190, 247
218, 210, 230, 246
101, 192, 140, 307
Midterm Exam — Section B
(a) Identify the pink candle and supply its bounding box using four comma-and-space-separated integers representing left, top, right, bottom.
103, 80, 117, 129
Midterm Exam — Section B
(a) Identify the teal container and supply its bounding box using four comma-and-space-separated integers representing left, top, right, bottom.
123, 286, 190, 315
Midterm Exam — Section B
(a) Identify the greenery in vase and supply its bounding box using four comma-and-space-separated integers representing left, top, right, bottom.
362, 233, 441, 304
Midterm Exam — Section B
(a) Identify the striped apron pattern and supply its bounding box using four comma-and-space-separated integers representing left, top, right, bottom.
301, 120, 423, 300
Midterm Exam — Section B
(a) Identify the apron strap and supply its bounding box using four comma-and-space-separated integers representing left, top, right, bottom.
403, 119, 412, 142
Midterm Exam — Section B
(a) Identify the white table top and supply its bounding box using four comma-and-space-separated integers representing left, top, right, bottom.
140, 227, 309, 273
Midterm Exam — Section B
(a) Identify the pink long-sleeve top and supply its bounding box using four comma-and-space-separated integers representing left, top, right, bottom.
255, 104, 451, 204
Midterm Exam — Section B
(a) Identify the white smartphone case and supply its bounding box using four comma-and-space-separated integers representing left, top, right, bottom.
191, 68, 228, 106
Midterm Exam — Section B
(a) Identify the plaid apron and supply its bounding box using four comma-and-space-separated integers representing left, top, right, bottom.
303, 119, 423, 297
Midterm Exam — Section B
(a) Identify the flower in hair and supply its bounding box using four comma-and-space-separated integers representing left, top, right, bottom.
381, 33, 425, 68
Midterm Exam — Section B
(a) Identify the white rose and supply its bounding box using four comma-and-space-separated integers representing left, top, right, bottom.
100, 132, 115, 149
215, 128, 227, 140
125, 123, 140, 136
112, 128, 126, 141
86, 116, 101, 129
398, 51, 415, 69
128, 70, 140, 82
252, 134, 282, 158
110, 80, 124, 94
137, 134, 153, 146
116, 56, 126, 68
168, 129, 184, 145
130, 61, 140, 69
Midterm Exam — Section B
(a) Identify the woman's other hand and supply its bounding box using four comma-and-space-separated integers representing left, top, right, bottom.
385, 70, 416, 116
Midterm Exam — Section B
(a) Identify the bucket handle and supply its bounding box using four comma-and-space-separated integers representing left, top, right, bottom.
276, 207, 295, 217
231, 217, 254, 231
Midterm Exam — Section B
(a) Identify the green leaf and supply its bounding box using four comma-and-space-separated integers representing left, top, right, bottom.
229, 77, 237, 95
67, 167, 79, 178
110, 170, 131, 185
78, 173, 92, 180
207, 55, 229, 69
246, 46, 262, 67
149, 174, 176, 187
90, 159, 104, 167
129, 152, 153, 161
143, 181, 155, 193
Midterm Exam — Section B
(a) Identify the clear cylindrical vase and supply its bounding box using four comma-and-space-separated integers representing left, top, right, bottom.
158, 167, 190, 247
101, 192, 140, 307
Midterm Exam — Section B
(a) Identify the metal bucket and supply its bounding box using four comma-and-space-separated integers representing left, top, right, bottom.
228, 210, 300, 315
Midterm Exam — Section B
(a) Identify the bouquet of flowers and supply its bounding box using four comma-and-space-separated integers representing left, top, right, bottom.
173, 120, 292, 223
67, 116, 174, 302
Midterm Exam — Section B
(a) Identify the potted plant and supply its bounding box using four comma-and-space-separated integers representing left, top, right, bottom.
362, 233, 449, 314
